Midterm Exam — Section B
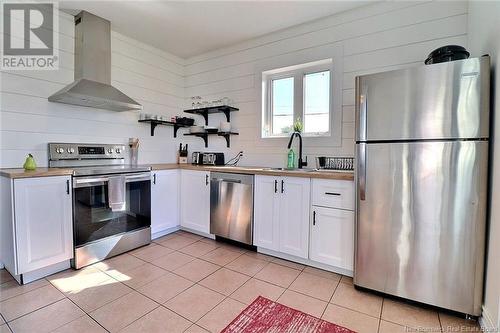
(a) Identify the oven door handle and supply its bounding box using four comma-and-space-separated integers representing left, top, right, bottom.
74, 173, 151, 188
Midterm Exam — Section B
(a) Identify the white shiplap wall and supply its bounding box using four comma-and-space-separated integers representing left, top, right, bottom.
1, 1, 468, 168
0, 10, 195, 168
184, 1, 468, 167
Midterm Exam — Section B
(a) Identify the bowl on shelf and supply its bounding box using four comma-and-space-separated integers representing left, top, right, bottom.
220, 121, 231, 132
190, 126, 204, 133
175, 117, 195, 126
205, 126, 218, 134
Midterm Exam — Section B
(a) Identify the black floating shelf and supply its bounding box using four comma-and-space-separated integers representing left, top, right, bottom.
184, 106, 239, 125
184, 131, 239, 148
138, 119, 193, 137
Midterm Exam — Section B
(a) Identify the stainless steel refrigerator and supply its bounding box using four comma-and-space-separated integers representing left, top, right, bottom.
354, 56, 490, 316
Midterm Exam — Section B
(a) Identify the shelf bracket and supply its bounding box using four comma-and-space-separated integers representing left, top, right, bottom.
202, 112, 209, 126
218, 133, 234, 148
173, 124, 181, 138
202, 134, 208, 147
150, 122, 158, 136
222, 108, 231, 122
223, 135, 230, 147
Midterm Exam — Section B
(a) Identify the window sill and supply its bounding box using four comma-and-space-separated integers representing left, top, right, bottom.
262, 133, 331, 139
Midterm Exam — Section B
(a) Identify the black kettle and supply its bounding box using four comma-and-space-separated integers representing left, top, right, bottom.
424, 45, 470, 65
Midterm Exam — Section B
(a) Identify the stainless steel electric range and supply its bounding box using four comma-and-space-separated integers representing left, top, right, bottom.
48, 143, 152, 269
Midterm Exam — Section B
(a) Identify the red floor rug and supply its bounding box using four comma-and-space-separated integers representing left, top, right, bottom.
221, 296, 355, 333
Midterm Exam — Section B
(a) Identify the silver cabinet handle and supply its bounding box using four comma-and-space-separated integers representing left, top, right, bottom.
358, 143, 366, 201
205, 174, 209, 186
325, 192, 341, 196
66, 179, 70, 195
274, 180, 277, 193
281, 180, 284, 193
153, 173, 156, 185
313, 211, 316, 226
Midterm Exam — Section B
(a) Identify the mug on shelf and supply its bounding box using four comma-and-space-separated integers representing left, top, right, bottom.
220, 121, 231, 132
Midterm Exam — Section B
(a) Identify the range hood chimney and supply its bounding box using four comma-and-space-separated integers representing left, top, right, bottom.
48, 11, 142, 111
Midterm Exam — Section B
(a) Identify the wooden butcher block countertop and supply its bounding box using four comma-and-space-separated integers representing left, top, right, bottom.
1, 164, 354, 181
151, 164, 354, 181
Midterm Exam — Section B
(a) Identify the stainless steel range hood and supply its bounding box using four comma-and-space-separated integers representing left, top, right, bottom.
48, 11, 142, 111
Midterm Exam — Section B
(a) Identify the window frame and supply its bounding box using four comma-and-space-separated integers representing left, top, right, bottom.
263, 60, 333, 138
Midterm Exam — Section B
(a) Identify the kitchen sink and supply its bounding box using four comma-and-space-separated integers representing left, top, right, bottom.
262, 167, 352, 173
263, 167, 316, 172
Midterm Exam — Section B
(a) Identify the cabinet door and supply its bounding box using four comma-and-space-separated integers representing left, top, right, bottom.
310, 206, 354, 270
180, 170, 210, 234
278, 177, 310, 258
14, 176, 73, 274
151, 170, 179, 236
253, 175, 280, 251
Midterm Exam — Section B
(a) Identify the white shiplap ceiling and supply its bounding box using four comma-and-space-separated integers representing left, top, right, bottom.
60, 1, 372, 59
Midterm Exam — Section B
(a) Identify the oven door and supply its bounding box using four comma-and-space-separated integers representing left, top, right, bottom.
73, 172, 151, 247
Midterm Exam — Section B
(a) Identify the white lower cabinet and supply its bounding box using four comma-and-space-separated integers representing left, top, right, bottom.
255, 176, 355, 273
13, 176, 73, 274
151, 170, 179, 237
254, 175, 310, 259
278, 177, 310, 258
180, 170, 210, 234
0, 168, 354, 282
310, 206, 354, 271
253, 175, 280, 251
309, 179, 355, 273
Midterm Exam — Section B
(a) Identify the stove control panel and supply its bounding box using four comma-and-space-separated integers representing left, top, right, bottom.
48, 143, 126, 160
78, 146, 105, 155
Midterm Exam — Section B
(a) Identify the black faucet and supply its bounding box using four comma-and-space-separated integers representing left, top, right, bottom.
287, 132, 308, 169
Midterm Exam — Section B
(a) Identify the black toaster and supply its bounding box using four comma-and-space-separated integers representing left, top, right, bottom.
192, 152, 225, 166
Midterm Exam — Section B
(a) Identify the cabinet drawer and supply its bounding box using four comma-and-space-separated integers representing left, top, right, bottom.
311, 179, 354, 210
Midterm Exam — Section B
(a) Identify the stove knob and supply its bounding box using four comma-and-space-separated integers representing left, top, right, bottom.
115, 148, 122, 154
107, 148, 114, 154
56, 147, 64, 154
67, 147, 75, 154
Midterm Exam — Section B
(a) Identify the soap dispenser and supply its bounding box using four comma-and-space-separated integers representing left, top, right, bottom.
287, 148, 296, 169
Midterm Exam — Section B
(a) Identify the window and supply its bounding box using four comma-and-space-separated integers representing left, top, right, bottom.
304, 71, 330, 133
262, 59, 332, 138
271, 77, 294, 135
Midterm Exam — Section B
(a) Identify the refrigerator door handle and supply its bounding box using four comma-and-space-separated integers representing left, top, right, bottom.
355, 77, 368, 142
358, 143, 366, 201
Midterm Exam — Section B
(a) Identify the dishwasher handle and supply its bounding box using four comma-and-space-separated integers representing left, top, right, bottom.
212, 178, 242, 184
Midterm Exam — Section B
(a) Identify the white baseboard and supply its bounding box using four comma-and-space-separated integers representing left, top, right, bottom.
19, 260, 70, 284
180, 227, 215, 239
257, 247, 353, 277
480, 305, 498, 331
152, 226, 180, 240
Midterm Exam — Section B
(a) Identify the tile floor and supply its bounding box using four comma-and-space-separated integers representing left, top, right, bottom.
0, 230, 481, 333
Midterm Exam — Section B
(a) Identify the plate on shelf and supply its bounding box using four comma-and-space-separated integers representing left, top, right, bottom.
190, 126, 204, 133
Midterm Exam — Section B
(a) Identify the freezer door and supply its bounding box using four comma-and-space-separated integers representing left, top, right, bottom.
354, 141, 488, 315
355, 57, 490, 142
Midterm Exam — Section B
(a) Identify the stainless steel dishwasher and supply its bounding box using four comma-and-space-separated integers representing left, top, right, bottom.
210, 172, 254, 245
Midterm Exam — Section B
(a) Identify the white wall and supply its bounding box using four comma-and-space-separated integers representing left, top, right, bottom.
468, 1, 500, 330
184, 1, 468, 167
1, 1, 469, 168
0, 10, 194, 168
